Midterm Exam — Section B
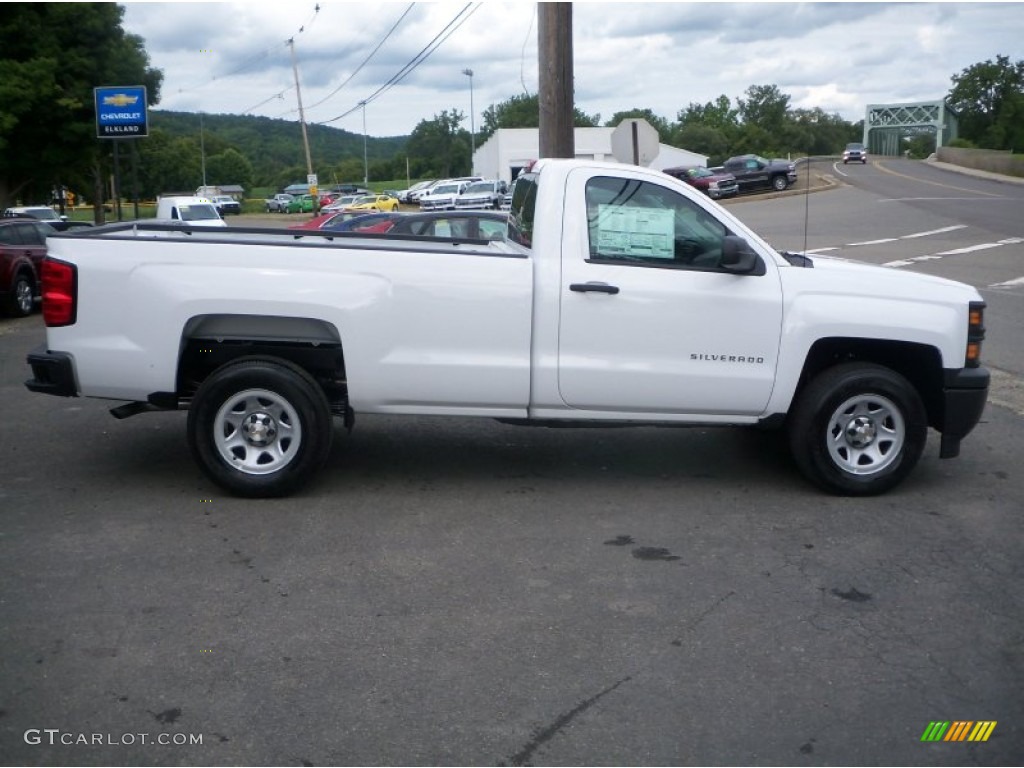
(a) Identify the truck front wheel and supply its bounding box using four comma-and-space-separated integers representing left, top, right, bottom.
788, 363, 927, 495
187, 358, 333, 497
772, 175, 789, 191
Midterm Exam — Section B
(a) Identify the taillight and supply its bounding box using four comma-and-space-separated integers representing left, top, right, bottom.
41, 257, 77, 327
965, 301, 985, 367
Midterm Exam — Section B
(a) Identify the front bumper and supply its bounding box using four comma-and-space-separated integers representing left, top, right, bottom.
25, 344, 79, 397
937, 366, 989, 458
709, 184, 739, 199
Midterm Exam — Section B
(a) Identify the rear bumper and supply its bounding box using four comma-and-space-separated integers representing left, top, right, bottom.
937, 366, 989, 458
24, 344, 78, 397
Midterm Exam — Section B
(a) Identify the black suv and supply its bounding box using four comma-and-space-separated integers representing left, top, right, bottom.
0, 216, 56, 317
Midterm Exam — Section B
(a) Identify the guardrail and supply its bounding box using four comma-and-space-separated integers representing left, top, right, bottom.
937, 147, 1024, 178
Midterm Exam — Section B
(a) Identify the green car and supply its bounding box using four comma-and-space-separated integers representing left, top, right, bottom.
285, 194, 316, 214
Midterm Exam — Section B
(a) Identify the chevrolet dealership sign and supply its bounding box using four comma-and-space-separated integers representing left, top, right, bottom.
94, 86, 148, 138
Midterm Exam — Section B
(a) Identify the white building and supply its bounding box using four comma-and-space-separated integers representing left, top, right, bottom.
473, 127, 708, 184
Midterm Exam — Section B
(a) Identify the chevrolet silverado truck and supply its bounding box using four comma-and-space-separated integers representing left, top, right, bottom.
719, 154, 799, 192
25, 159, 989, 498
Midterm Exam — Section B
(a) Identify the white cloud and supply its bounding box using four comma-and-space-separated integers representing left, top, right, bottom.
121, 1, 1024, 135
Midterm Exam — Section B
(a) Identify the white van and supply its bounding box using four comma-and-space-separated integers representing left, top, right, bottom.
155, 197, 227, 227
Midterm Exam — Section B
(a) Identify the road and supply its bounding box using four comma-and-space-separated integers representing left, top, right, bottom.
730, 158, 1024, 388
1, 169, 1022, 766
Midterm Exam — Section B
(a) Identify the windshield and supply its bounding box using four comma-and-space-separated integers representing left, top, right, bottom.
464, 182, 492, 194
179, 204, 220, 221
433, 185, 459, 195
22, 208, 60, 220
354, 196, 376, 205
688, 168, 713, 179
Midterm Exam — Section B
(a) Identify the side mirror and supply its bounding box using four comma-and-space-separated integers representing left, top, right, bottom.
721, 235, 762, 275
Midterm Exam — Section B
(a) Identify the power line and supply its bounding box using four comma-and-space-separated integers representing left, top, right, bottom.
303, 3, 416, 113
242, 87, 294, 116
316, 3, 480, 126
173, 5, 320, 97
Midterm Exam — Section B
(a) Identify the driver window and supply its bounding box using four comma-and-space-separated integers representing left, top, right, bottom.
585, 176, 729, 269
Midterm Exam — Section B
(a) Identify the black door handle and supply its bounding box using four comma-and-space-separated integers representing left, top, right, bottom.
570, 282, 620, 295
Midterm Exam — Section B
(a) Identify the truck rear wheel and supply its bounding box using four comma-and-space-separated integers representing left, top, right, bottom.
187, 358, 333, 497
788, 363, 927, 495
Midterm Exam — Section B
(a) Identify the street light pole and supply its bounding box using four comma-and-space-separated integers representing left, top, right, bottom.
199, 112, 207, 189
360, 101, 368, 187
462, 68, 475, 174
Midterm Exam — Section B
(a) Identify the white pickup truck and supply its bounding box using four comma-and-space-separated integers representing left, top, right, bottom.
25, 159, 989, 498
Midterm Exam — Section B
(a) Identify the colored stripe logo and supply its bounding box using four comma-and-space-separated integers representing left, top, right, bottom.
921, 721, 997, 742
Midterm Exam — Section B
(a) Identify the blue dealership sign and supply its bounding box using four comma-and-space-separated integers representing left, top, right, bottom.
94, 85, 148, 138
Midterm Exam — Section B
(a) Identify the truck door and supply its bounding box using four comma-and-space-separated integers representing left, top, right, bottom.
557, 170, 783, 416
745, 157, 769, 189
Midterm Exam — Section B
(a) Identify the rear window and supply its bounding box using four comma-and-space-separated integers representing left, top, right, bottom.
0, 223, 24, 245
508, 173, 538, 248
178, 204, 219, 221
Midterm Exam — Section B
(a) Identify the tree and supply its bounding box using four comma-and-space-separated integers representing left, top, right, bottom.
0, 3, 163, 213
737, 84, 791, 135
207, 148, 254, 191
406, 110, 471, 178
604, 108, 672, 142
136, 130, 200, 197
671, 124, 732, 165
947, 55, 1024, 150
479, 93, 599, 142
787, 108, 859, 155
676, 95, 739, 134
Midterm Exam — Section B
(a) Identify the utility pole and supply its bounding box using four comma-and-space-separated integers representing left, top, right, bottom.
199, 112, 207, 190
288, 37, 316, 207
538, 2, 574, 159
360, 101, 368, 187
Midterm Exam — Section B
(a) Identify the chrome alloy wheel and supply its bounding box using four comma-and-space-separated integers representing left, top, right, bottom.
15, 277, 33, 315
826, 393, 905, 475
213, 388, 302, 475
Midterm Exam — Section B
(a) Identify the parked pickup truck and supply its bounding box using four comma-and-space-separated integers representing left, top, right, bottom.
264, 193, 294, 213
719, 154, 798, 192
25, 159, 989, 499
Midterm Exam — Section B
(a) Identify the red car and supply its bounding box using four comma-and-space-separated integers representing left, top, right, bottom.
0, 216, 54, 316
288, 211, 347, 231
662, 165, 740, 200
288, 210, 401, 232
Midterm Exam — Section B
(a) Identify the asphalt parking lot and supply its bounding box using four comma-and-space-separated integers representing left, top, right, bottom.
1, 308, 1023, 766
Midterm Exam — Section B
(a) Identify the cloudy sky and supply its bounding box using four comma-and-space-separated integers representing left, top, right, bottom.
121, 1, 1024, 137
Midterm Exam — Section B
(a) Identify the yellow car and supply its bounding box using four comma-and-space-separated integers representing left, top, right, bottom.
346, 194, 399, 212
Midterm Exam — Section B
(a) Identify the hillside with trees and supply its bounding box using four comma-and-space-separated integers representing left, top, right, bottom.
141, 111, 408, 197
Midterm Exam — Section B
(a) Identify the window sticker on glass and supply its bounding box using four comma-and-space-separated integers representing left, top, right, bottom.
595, 205, 674, 259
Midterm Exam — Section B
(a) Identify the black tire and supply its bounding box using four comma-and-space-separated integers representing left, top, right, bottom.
4, 271, 35, 317
787, 363, 927, 495
771, 174, 789, 191
187, 358, 333, 497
